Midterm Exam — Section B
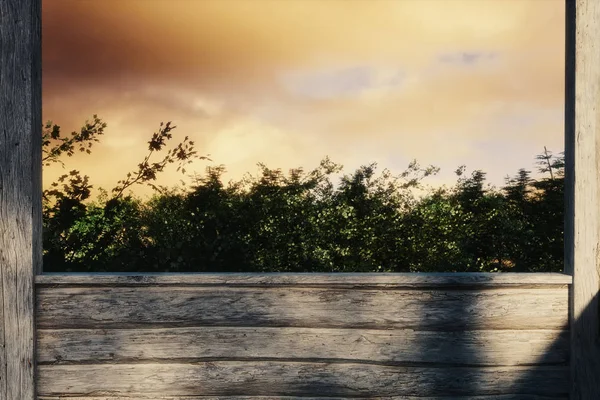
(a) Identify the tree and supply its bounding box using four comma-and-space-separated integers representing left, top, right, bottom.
43, 116, 204, 272
43, 119, 565, 274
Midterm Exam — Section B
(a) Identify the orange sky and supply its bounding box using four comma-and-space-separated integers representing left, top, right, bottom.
42, 0, 565, 198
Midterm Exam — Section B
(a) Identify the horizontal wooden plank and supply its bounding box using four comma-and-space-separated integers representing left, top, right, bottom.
36, 362, 568, 397
36, 395, 568, 400
35, 272, 573, 288
36, 327, 569, 366
36, 286, 569, 330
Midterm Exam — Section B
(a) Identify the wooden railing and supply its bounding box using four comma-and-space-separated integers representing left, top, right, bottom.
35, 273, 572, 398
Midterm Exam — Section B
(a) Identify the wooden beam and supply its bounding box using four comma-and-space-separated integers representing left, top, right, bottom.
37, 327, 569, 367
0, 0, 42, 399
567, 0, 600, 398
36, 286, 569, 331
35, 272, 573, 288
37, 362, 568, 398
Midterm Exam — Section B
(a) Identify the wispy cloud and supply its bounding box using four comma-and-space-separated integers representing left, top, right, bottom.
438, 51, 498, 66
280, 66, 373, 99
280, 65, 408, 100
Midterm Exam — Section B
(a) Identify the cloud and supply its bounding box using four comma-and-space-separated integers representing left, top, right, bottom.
438, 52, 498, 66
280, 66, 374, 99
42, 0, 565, 195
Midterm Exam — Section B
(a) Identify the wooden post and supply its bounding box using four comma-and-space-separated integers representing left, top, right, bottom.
0, 0, 42, 399
566, 0, 600, 398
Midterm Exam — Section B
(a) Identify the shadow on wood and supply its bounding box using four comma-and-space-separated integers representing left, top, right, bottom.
35, 273, 571, 398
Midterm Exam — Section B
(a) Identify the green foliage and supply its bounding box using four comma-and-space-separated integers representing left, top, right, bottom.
42, 117, 565, 273
42, 117, 205, 272
42, 115, 106, 167
44, 196, 147, 272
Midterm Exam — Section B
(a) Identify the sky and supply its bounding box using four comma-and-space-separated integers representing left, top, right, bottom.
42, 0, 565, 198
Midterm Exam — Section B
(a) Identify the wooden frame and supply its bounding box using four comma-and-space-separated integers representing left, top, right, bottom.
565, 0, 600, 397
0, 0, 41, 399
0, 0, 598, 398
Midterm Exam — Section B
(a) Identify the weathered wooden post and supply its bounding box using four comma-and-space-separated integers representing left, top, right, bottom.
565, 0, 600, 398
0, 0, 42, 399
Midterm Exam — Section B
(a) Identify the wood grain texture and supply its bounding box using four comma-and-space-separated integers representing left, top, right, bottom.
36, 362, 568, 397
35, 272, 573, 288
0, 0, 41, 399
568, 0, 600, 398
36, 327, 569, 366
36, 396, 567, 400
36, 286, 569, 330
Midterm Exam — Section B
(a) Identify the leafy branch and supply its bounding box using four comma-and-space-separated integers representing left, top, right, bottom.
111, 121, 210, 199
44, 170, 92, 203
42, 115, 107, 167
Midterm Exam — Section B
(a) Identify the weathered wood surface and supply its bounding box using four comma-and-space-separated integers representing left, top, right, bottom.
36, 396, 567, 400
0, 0, 41, 399
36, 286, 569, 330
567, 0, 600, 398
36, 280, 569, 396
36, 362, 568, 397
36, 327, 569, 366
35, 396, 567, 400
35, 272, 572, 288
